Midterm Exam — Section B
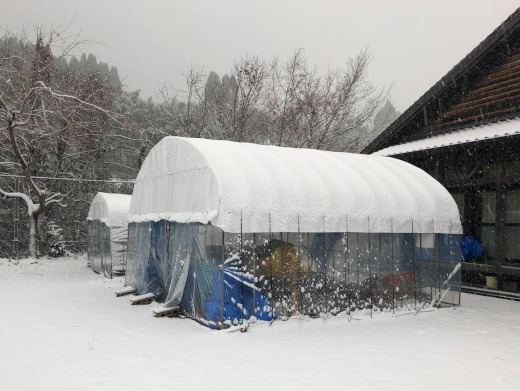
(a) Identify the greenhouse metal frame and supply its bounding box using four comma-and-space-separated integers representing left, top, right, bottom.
125, 137, 462, 328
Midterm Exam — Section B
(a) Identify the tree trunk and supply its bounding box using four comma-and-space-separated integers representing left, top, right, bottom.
28, 213, 39, 258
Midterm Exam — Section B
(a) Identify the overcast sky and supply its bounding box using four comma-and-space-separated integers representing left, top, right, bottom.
3, 1, 519, 111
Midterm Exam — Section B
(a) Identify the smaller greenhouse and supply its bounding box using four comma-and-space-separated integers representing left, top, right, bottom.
126, 137, 462, 328
87, 192, 132, 278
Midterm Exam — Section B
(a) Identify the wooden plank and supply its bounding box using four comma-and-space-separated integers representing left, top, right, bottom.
461, 285, 520, 301
461, 262, 496, 273
500, 265, 520, 277
440, 94, 520, 121
468, 81, 520, 102
422, 106, 520, 132
495, 57, 520, 72
467, 75, 520, 99
450, 86, 520, 112
475, 68, 520, 89
475, 63, 520, 86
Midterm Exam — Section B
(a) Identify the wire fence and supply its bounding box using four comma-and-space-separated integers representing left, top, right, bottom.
0, 175, 133, 259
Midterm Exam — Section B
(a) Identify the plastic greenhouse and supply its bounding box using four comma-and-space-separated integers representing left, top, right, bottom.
87, 192, 132, 278
126, 137, 463, 328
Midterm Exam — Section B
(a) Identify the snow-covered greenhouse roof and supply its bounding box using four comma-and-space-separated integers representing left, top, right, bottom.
87, 192, 132, 227
373, 117, 520, 157
129, 137, 462, 234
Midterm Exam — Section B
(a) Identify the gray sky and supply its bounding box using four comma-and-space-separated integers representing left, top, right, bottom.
3, 0, 519, 111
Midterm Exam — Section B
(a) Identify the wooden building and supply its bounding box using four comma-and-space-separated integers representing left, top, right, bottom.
363, 8, 520, 294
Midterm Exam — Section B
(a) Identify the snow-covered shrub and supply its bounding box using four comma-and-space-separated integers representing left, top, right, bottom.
46, 221, 66, 257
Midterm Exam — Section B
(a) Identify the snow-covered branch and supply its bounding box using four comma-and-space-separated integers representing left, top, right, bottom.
0, 187, 32, 205
34, 81, 122, 124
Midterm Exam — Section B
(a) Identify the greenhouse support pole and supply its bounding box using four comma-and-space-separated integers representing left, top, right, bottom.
306, 232, 311, 316
345, 217, 350, 316
379, 232, 383, 305
269, 213, 273, 320
412, 220, 417, 311
391, 219, 395, 314
431, 219, 435, 302
200, 224, 208, 317
419, 231, 423, 308
298, 215, 302, 315
435, 221, 441, 305
399, 231, 404, 309
356, 232, 360, 287
221, 230, 225, 328
280, 231, 284, 318
367, 217, 372, 318
323, 215, 328, 316
252, 232, 257, 319
240, 212, 244, 324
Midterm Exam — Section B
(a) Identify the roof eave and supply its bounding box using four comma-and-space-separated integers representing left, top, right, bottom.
362, 7, 520, 154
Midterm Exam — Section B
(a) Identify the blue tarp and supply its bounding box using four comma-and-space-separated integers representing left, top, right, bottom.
204, 267, 274, 325
461, 236, 484, 261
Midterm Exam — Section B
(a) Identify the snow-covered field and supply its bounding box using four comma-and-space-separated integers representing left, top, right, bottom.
1, 256, 519, 391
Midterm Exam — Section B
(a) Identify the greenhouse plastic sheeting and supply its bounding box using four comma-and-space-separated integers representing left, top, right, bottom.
126, 222, 195, 304
125, 220, 461, 328
87, 193, 131, 277
87, 219, 127, 277
129, 137, 462, 235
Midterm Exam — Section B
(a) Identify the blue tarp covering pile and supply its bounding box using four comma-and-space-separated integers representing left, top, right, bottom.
204, 267, 274, 326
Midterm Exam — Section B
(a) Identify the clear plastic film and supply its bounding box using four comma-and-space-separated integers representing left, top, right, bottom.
125, 216, 461, 328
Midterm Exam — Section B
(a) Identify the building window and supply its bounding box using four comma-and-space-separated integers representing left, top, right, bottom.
480, 191, 496, 259
505, 190, 520, 263
505, 160, 520, 177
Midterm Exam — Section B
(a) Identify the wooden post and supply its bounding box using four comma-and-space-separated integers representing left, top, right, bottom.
495, 148, 505, 290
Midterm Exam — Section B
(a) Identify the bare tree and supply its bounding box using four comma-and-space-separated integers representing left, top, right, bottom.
264, 49, 308, 146
157, 66, 217, 139
265, 49, 387, 151
0, 26, 115, 256
152, 49, 386, 153
211, 56, 268, 142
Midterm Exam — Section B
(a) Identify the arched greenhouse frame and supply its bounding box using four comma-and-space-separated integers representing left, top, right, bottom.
125, 137, 462, 328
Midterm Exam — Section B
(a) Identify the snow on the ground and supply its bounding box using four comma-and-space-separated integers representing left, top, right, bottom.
1, 256, 519, 391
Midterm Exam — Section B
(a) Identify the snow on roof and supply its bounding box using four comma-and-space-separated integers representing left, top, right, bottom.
129, 137, 462, 234
373, 117, 520, 157
87, 192, 132, 227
